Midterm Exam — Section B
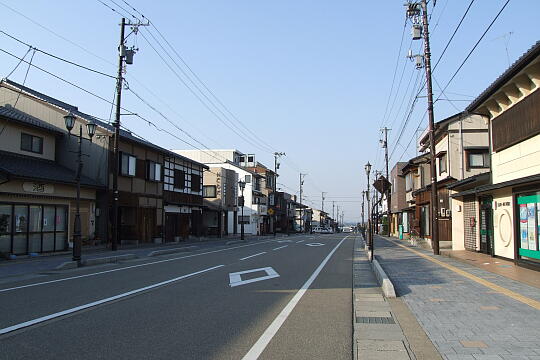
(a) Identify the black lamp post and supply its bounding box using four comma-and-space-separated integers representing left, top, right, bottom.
239, 180, 246, 241
64, 112, 96, 265
365, 162, 372, 262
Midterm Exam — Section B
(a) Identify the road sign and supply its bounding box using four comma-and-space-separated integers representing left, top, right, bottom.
267, 208, 275, 215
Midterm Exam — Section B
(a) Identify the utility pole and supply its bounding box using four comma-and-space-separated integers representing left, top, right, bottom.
111, 18, 126, 252
299, 173, 307, 233
111, 18, 147, 251
374, 170, 381, 234
332, 201, 335, 230
321, 192, 326, 227
407, 1, 439, 254
273, 152, 285, 237
381, 127, 391, 236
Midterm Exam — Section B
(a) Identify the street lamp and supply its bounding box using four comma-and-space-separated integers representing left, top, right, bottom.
239, 180, 246, 241
64, 112, 96, 265
364, 162, 373, 262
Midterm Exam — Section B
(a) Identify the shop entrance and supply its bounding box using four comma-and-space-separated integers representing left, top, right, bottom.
479, 197, 493, 255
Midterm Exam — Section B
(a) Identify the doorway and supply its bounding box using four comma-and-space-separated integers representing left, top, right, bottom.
479, 196, 493, 255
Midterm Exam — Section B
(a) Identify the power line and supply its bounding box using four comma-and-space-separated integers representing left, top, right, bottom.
0, 29, 116, 79
437, 0, 511, 97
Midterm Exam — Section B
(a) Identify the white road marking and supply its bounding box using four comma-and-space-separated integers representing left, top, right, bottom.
272, 245, 288, 251
240, 252, 267, 261
0, 265, 224, 335
0, 240, 277, 293
277, 240, 292, 243
242, 235, 349, 360
305, 243, 325, 247
296, 240, 304, 243
229, 267, 280, 287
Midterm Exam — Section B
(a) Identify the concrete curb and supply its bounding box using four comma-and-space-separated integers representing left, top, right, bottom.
82, 253, 137, 266
371, 259, 397, 298
147, 246, 198, 257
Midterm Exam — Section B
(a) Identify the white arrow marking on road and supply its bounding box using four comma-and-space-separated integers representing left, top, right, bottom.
305, 243, 325, 247
0, 265, 224, 335
229, 267, 280, 287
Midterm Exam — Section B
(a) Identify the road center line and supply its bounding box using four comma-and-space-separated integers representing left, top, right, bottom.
296, 240, 304, 243
272, 245, 288, 251
242, 235, 349, 360
0, 265, 224, 336
385, 237, 540, 311
240, 252, 266, 261
0, 240, 276, 293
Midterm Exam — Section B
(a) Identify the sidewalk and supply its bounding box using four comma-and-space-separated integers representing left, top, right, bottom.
374, 234, 540, 360
0, 233, 282, 279
352, 235, 441, 359
440, 249, 540, 289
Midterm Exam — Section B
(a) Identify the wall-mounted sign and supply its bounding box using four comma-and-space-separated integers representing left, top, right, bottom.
22, 182, 54, 194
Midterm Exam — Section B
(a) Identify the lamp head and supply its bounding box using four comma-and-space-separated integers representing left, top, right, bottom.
86, 121, 97, 140
64, 112, 76, 133
364, 162, 372, 175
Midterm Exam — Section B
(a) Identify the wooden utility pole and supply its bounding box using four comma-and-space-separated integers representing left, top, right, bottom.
421, 0, 439, 255
381, 127, 391, 236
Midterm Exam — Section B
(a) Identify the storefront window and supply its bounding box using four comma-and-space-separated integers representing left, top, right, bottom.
0, 205, 11, 253
517, 192, 540, 262
0, 204, 68, 254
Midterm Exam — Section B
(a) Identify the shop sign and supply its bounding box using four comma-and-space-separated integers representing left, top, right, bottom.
22, 182, 54, 194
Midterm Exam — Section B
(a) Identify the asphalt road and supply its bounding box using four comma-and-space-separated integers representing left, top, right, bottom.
0, 233, 354, 360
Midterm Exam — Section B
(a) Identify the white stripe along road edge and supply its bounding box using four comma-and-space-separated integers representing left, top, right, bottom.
241, 235, 349, 360
239, 252, 266, 261
272, 245, 288, 251
0, 265, 224, 335
0, 240, 277, 293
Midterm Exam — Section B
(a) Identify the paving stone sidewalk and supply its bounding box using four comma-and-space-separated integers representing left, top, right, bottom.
374, 235, 540, 360
353, 235, 411, 359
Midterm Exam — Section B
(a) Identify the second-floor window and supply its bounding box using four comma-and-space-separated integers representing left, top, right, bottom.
203, 185, 216, 198
405, 173, 413, 192
21, 133, 43, 154
191, 174, 201, 192
439, 153, 447, 175
147, 161, 161, 182
467, 149, 490, 169
120, 153, 136, 176
174, 170, 185, 189
245, 174, 252, 183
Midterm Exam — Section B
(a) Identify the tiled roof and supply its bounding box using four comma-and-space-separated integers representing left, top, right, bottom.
0, 105, 63, 135
0, 151, 104, 188
467, 40, 540, 112
2, 80, 208, 169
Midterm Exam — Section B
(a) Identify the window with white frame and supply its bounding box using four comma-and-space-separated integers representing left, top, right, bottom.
405, 173, 413, 192
120, 153, 136, 176
147, 161, 161, 181
438, 153, 447, 175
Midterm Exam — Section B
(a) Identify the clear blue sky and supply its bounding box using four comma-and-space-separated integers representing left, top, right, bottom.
1, 0, 538, 223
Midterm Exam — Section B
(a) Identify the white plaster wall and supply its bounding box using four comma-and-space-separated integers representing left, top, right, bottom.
492, 133, 540, 184
451, 195, 465, 250
491, 188, 515, 259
